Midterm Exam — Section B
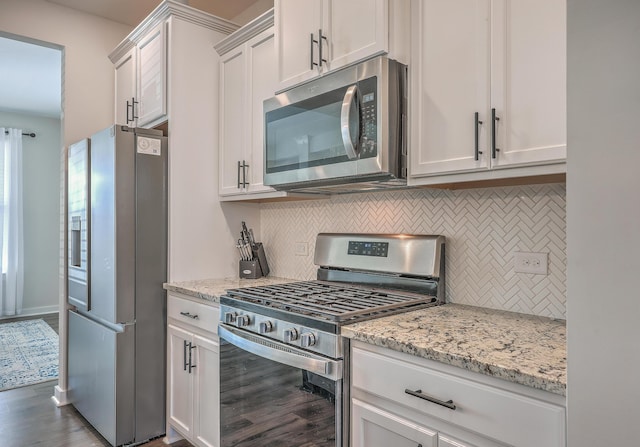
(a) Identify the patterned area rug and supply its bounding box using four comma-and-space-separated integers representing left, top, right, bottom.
0, 319, 59, 391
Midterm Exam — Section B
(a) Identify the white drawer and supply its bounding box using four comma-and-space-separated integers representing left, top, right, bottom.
351, 345, 565, 447
167, 294, 219, 335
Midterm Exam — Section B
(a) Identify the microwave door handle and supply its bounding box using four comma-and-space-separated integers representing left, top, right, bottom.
341, 84, 360, 160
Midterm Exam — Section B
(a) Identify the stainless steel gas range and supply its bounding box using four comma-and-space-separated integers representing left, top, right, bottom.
218, 233, 445, 447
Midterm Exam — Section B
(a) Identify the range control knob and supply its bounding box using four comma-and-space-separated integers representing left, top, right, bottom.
224, 312, 237, 324
283, 328, 299, 342
236, 315, 250, 327
300, 332, 317, 348
259, 321, 274, 334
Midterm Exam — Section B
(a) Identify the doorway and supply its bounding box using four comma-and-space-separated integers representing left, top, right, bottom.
0, 33, 63, 389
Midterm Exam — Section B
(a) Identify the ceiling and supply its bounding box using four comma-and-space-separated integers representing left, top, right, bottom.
0, 0, 262, 119
45, 0, 262, 26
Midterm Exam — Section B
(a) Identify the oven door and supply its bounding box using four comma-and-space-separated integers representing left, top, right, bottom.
218, 324, 344, 447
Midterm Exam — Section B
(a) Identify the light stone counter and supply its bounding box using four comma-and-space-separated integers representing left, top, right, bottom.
163, 277, 294, 304
341, 303, 566, 396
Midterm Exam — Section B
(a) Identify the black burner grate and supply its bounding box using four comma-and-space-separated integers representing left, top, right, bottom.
224, 281, 437, 323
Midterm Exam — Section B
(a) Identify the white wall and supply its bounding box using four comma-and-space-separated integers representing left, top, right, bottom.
232, 0, 274, 25
166, 16, 261, 282
567, 0, 640, 444
0, 112, 61, 315
0, 0, 132, 146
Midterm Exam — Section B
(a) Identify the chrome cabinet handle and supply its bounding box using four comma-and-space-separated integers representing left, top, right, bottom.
126, 99, 132, 124
475, 112, 483, 161
179, 311, 199, 320
237, 161, 249, 189
491, 108, 500, 159
318, 29, 327, 68
183, 340, 189, 371
310, 33, 318, 69
188, 343, 196, 374
405, 388, 457, 410
125, 98, 139, 123
341, 85, 360, 160
242, 160, 249, 188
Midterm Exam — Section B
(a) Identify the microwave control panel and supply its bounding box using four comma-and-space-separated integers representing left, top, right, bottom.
359, 76, 378, 159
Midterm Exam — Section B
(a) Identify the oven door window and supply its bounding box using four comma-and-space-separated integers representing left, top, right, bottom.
220, 340, 338, 447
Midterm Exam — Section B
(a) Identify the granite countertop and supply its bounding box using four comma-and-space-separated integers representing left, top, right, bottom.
163, 277, 294, 303
341, 303, 566, 396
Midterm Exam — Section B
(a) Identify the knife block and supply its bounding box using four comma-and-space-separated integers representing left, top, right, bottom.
252, 242, 270, 277
239, 260, 261, 279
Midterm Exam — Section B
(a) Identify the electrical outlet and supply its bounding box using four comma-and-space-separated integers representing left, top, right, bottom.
513, 252, 548, 275
294, 242, 309, 256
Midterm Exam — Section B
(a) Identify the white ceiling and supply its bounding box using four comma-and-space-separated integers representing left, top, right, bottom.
45, 0, 262, 26
0, 0, 262, 119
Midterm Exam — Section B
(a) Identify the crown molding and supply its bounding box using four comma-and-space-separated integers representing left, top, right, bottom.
109, 0, 240, 63
214, 8, 274, 56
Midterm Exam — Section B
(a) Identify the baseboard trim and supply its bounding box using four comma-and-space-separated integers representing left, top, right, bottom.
0, 306, 59, 319
52, 384, 70, 407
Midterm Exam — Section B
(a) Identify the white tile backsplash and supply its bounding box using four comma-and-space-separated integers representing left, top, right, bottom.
260, 183, 566, 319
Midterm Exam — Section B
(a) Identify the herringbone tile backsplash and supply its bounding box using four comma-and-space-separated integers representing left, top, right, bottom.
260, 183, 566, 319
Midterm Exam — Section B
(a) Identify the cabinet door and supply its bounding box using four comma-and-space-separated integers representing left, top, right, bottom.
219, 46, 247, 196
137, 22, 167, 127
167, 324, 194, 437
352, 399, 438, 447
246, 28, 278, 194
324, 0, 388, 72
409, 0, 491, 177
490, 0, 566, 168
193, 334, 220, 447
275, 0, 323, 91
114, 48, 136, 126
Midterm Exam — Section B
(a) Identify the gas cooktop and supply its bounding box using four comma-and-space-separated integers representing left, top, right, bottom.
224, 280, 438, 325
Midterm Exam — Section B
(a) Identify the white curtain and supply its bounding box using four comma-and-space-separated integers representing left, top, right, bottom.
0, 128, 24, 316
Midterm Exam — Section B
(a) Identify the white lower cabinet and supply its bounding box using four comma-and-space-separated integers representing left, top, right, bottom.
166, 293, 220, 447
352, 398, 438, 447
350, 341, 566, 447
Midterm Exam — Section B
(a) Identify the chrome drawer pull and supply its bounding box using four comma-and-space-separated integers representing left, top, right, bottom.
405, 388, 457, 410
180, 311, 199, 320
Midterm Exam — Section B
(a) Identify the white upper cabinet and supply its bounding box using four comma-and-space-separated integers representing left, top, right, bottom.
409, 0, 566, 183
410, 0, 490, 176
275, 0, 408, 92
217, 11, 289, 200
113, 23, 167, 128
136, 23, 167, 127
490, 0, 566, 168
114, 48, 136, 126
325, 0, 388, 71
219, 45, 247, 196
275, 0, 323, 90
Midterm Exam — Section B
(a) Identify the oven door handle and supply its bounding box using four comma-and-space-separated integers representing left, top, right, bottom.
219, 324, 342, 381
341, 84, 360, 160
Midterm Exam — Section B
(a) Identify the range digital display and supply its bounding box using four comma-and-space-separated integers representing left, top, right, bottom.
347, 241, 389, 257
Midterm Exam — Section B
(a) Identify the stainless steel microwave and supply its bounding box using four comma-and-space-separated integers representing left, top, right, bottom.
263, 56, 407, 193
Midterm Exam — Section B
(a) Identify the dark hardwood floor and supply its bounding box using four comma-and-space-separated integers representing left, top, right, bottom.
0, 313, 193, 447
0, 381, 192, 447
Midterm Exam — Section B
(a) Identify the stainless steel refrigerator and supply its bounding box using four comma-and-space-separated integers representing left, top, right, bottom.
67, 125, 168, 447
